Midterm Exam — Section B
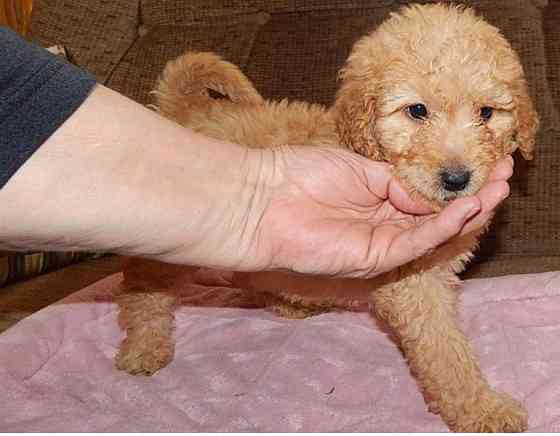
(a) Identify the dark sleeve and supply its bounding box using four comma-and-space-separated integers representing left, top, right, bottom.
0, 26, 97, 188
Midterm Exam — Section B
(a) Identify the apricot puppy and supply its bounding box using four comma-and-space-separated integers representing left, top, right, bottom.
115, 4, 538, 432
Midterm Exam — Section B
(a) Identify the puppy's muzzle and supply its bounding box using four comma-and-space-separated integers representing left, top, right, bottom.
440, 168, 471, 192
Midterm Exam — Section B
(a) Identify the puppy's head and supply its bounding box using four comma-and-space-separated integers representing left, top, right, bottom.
335, 3, 539, 207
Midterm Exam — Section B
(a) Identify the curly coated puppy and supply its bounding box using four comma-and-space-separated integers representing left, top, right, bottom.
115, 3, 538, 432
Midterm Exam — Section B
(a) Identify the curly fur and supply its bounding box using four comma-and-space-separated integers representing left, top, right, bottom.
115, 4, 538, 432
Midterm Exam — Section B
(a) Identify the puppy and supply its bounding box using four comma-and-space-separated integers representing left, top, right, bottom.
115, 4, 538, 432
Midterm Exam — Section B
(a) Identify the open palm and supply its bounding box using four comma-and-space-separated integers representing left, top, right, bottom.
256, 147, 512, 278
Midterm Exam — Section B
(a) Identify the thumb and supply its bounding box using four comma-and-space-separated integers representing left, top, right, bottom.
378, 197, 481, 274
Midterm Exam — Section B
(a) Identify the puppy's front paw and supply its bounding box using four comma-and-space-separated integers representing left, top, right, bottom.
451, 390, 528, 433
115, 331, 174, 376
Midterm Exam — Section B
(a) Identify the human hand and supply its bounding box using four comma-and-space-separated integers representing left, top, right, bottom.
248, 146, 513, 278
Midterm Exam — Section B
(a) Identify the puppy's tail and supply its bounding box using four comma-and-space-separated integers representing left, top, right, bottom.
152, 52, 263, 123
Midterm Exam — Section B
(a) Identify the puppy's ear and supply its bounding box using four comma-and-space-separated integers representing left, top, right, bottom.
333, 30, 387, 162
510, 79, 539, 161
334, 73, 383, 161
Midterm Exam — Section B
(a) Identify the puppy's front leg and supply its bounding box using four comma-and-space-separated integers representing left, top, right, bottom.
371, 268, 527, 432
115, 291, 177, 375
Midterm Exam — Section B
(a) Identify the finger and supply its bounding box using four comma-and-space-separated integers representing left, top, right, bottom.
378, 197, 481, 274
387, 178, 436, 215
488, 157, 514, 182
460, 180, 510, 235
356, 156, 394, 198
356, 154, 435, 214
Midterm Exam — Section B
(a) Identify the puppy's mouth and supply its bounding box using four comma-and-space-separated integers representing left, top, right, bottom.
396, 163, 481, 208
427, 188, 475, 209
417, 172, 477, 206
436, 189, 469, 205
441, 192, 461, 202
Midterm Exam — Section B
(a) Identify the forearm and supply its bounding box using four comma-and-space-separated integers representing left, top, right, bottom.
0, 85, 271, 268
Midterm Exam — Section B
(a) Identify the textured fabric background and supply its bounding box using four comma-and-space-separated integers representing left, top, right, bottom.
107, 9, 269, 105
544, 0, 560, 114
30, 0, 139, 83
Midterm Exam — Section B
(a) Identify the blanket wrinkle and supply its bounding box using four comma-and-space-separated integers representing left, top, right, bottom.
467, 293, 560, 306
250, 320, 303, 381
501, 321, 525, 402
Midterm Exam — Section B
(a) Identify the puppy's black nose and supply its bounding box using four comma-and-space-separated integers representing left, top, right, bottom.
440, 168, 471, 192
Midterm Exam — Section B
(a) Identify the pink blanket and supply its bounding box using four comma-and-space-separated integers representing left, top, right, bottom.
1, 271, 560, 432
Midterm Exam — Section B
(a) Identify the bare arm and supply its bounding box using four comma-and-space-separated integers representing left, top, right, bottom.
0, 85, 267, 265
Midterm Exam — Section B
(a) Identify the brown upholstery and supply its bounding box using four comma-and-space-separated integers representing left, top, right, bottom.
30, 0, 139, 83
545, 0, 560, 114
107, 7, 269, 105
27, 0, 560, 278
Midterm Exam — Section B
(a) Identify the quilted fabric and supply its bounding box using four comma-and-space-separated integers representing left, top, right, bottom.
1, 271, 560, 431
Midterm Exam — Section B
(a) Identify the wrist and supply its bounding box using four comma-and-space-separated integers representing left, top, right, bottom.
156, 144, 279, 270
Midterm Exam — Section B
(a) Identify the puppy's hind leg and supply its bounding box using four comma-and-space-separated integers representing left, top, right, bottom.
115, 291, 177, 376
371, 268, 527, 432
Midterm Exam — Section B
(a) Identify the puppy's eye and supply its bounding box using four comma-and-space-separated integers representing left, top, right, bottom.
406, 104, 428, 120
480, 106, 493, 122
